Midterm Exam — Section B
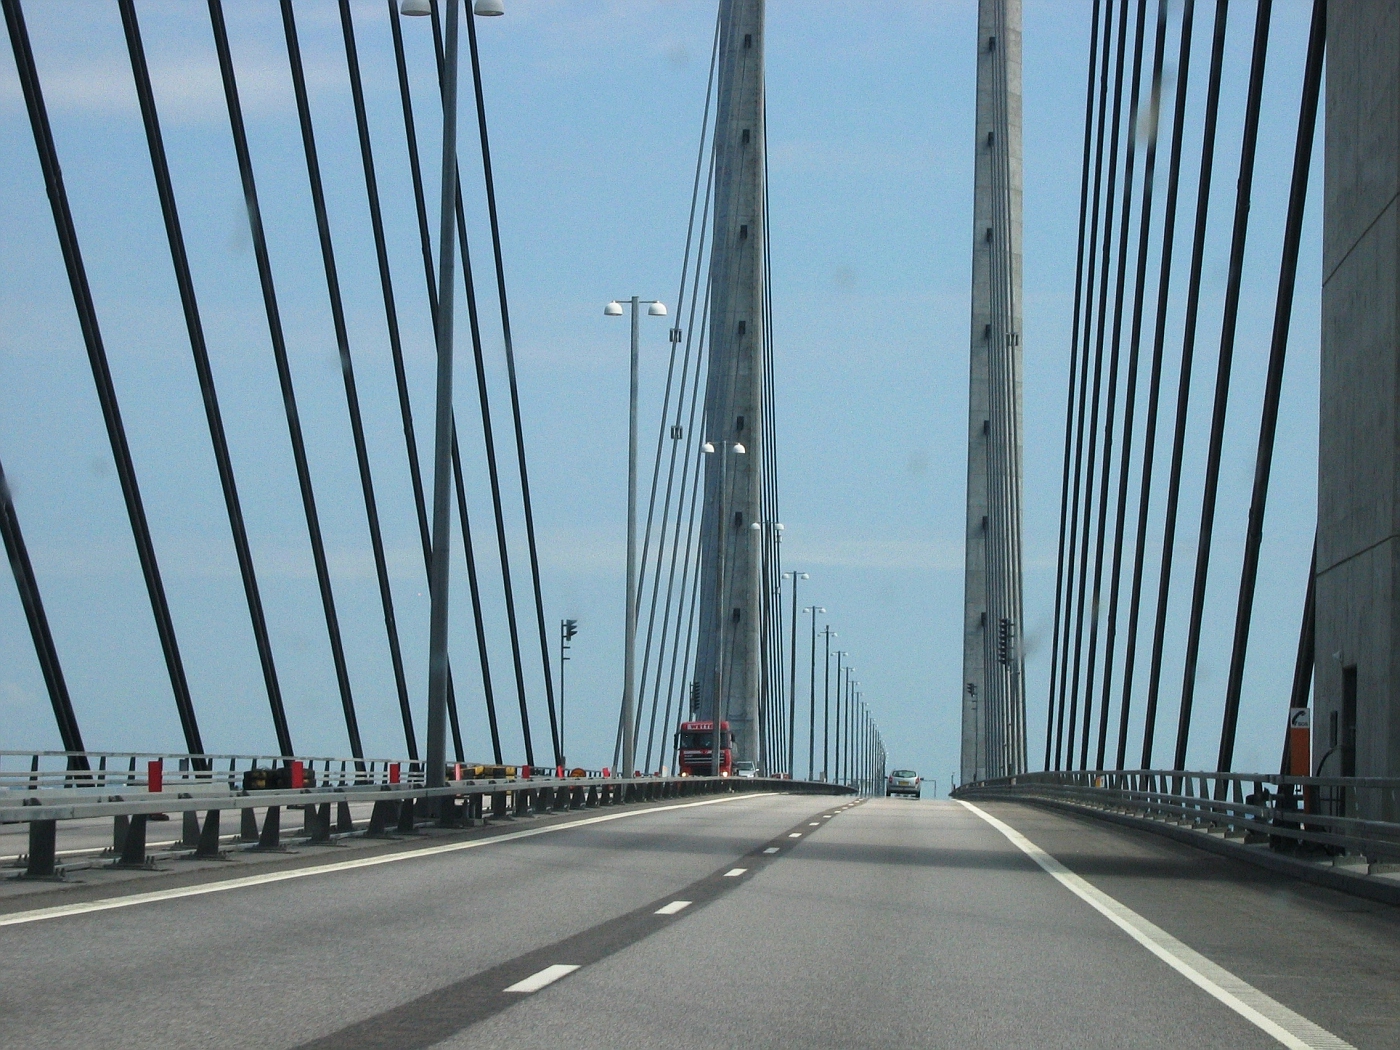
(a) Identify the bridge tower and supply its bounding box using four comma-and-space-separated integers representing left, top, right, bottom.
1316, 4, 1400, 797
960, 0, 1026, 783
694, 0, 768, 765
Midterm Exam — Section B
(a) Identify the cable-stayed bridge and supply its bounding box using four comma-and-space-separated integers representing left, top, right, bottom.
1, 1, 1399, 1047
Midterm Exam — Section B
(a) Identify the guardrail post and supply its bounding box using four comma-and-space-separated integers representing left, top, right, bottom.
112, 815, 129, 855
255, 806, 281, 850
337, 801, 354, 833
194, 810, 222, 859
308, 803, 332, 844
397, 798, 416, 833
23, 820, 57, 878
491, 791, 508, 820
117, 814, 149, 867
181, 809, 199, 848
367, 800, 394, 837
240, 808, 258, 842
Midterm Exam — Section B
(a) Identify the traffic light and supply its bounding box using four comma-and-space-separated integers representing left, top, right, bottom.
562, 618, 579, 642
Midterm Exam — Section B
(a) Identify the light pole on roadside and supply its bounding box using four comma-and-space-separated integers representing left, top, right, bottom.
399, 0, 501, 799
781, 570, 807, 776
604, 295, 667, 778
804, 606, 825, 780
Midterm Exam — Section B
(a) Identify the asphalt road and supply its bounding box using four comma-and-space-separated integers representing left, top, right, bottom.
1, 792, 1396, 1048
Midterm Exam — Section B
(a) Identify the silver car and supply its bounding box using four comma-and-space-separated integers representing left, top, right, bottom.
733, 760, 760, 779
886, 769, 921, 798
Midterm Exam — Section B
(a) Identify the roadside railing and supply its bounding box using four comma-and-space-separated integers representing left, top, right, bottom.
1, 750, 853, 881
955, 769, 1400, 867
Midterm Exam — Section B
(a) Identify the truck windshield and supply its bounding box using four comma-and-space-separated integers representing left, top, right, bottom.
677, 731, 732, 749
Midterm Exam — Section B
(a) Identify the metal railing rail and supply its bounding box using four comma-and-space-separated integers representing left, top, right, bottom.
2, 749, 853, 880
955, 769, 1400, 864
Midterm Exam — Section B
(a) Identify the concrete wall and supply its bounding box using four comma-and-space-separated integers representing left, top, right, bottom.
1316, 2, 1400, 793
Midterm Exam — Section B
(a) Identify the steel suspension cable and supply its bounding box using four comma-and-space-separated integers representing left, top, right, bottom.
1140, 0, 1229, 768
1216, 0, 1319, 778
637, 18, 720, 770
1057, 0, 1118, 769
463, 10, 562, 766
1046, 0, 1105, 770
280, 0, 415, 762
644, 293, 713, 771
5, 0, 204, 754
206, 0, 361, 757
1089, 0, 1153, 770
1174, 0, 1272, 771
1115, 0, 1196, 771
118, 0, 289, 755
0, 454, 84, 755
1076, 0, 1135, 770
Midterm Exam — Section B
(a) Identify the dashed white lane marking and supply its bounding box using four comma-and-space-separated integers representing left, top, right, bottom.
0, 793, 767, 929
763, 847, 780, 854
788, 832, 802, 838
654, 900, 691, 915
958, 800, 1355, 1050
809, 822, 820, 826
504, 964, 579, 993
822, 815, 832, 819
723, 868, 747, 877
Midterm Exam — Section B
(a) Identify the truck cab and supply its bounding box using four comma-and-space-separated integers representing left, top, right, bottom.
676, 720, 734, 776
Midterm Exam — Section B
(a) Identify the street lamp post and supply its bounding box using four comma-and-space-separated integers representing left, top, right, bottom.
782, 570, 807, 777
702, 439, 746, 775
822, 628, 835, 780
401, 0, 470, 802
605, 296, 667, 779
833, 651, 847, 783
804, 605, 825, 780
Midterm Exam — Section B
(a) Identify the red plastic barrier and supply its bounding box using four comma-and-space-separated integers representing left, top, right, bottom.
291, 760, 304, 789
388, 762, 401, 784
521, 765, 531, 780
147, 759, 162, 793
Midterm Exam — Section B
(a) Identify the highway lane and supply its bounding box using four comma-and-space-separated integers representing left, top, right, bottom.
2, 793, 1396, 1048
0, 791, 828, 1048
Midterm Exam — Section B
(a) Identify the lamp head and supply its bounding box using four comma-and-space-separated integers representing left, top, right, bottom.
647, 301, 668, 317
604, 301, 623, 317
474, 0, 505, 14
400, 0, 432, 13
701, 441, 716, 454
732, 442, 746, 454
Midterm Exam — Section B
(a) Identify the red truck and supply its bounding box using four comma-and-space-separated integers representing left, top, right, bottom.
676, 720, 734, 776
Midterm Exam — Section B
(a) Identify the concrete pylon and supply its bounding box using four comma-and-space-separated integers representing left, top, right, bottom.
1316, 3, 1400, 803
694, 0, 766, 765
961, 0, 1026, 784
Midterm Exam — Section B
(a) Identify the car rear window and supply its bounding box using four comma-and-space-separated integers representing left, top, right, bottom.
892, 770, 917, 778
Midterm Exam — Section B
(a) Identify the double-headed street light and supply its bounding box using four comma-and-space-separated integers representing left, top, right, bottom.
402, 0, 504, 799
781, 570, 807, 777
803, 605, 825, 780
605, 297, 666, 778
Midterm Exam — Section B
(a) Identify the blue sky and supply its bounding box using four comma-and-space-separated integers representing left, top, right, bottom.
0, 0, 1322, 785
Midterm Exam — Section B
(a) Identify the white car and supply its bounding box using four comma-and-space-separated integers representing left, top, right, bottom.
733, 760, 760, 778
886, 769, 921, 798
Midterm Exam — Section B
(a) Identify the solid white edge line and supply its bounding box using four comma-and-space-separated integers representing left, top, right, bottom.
503, 963, 579, 993
957, 800, 1355, 1050
654, 900, 691, 915
723, 868, 747, 877
0, 792, 771, 929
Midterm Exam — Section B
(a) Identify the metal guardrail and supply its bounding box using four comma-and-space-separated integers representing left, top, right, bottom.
955, 769, 1400, 867
4, 750, 853, 881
